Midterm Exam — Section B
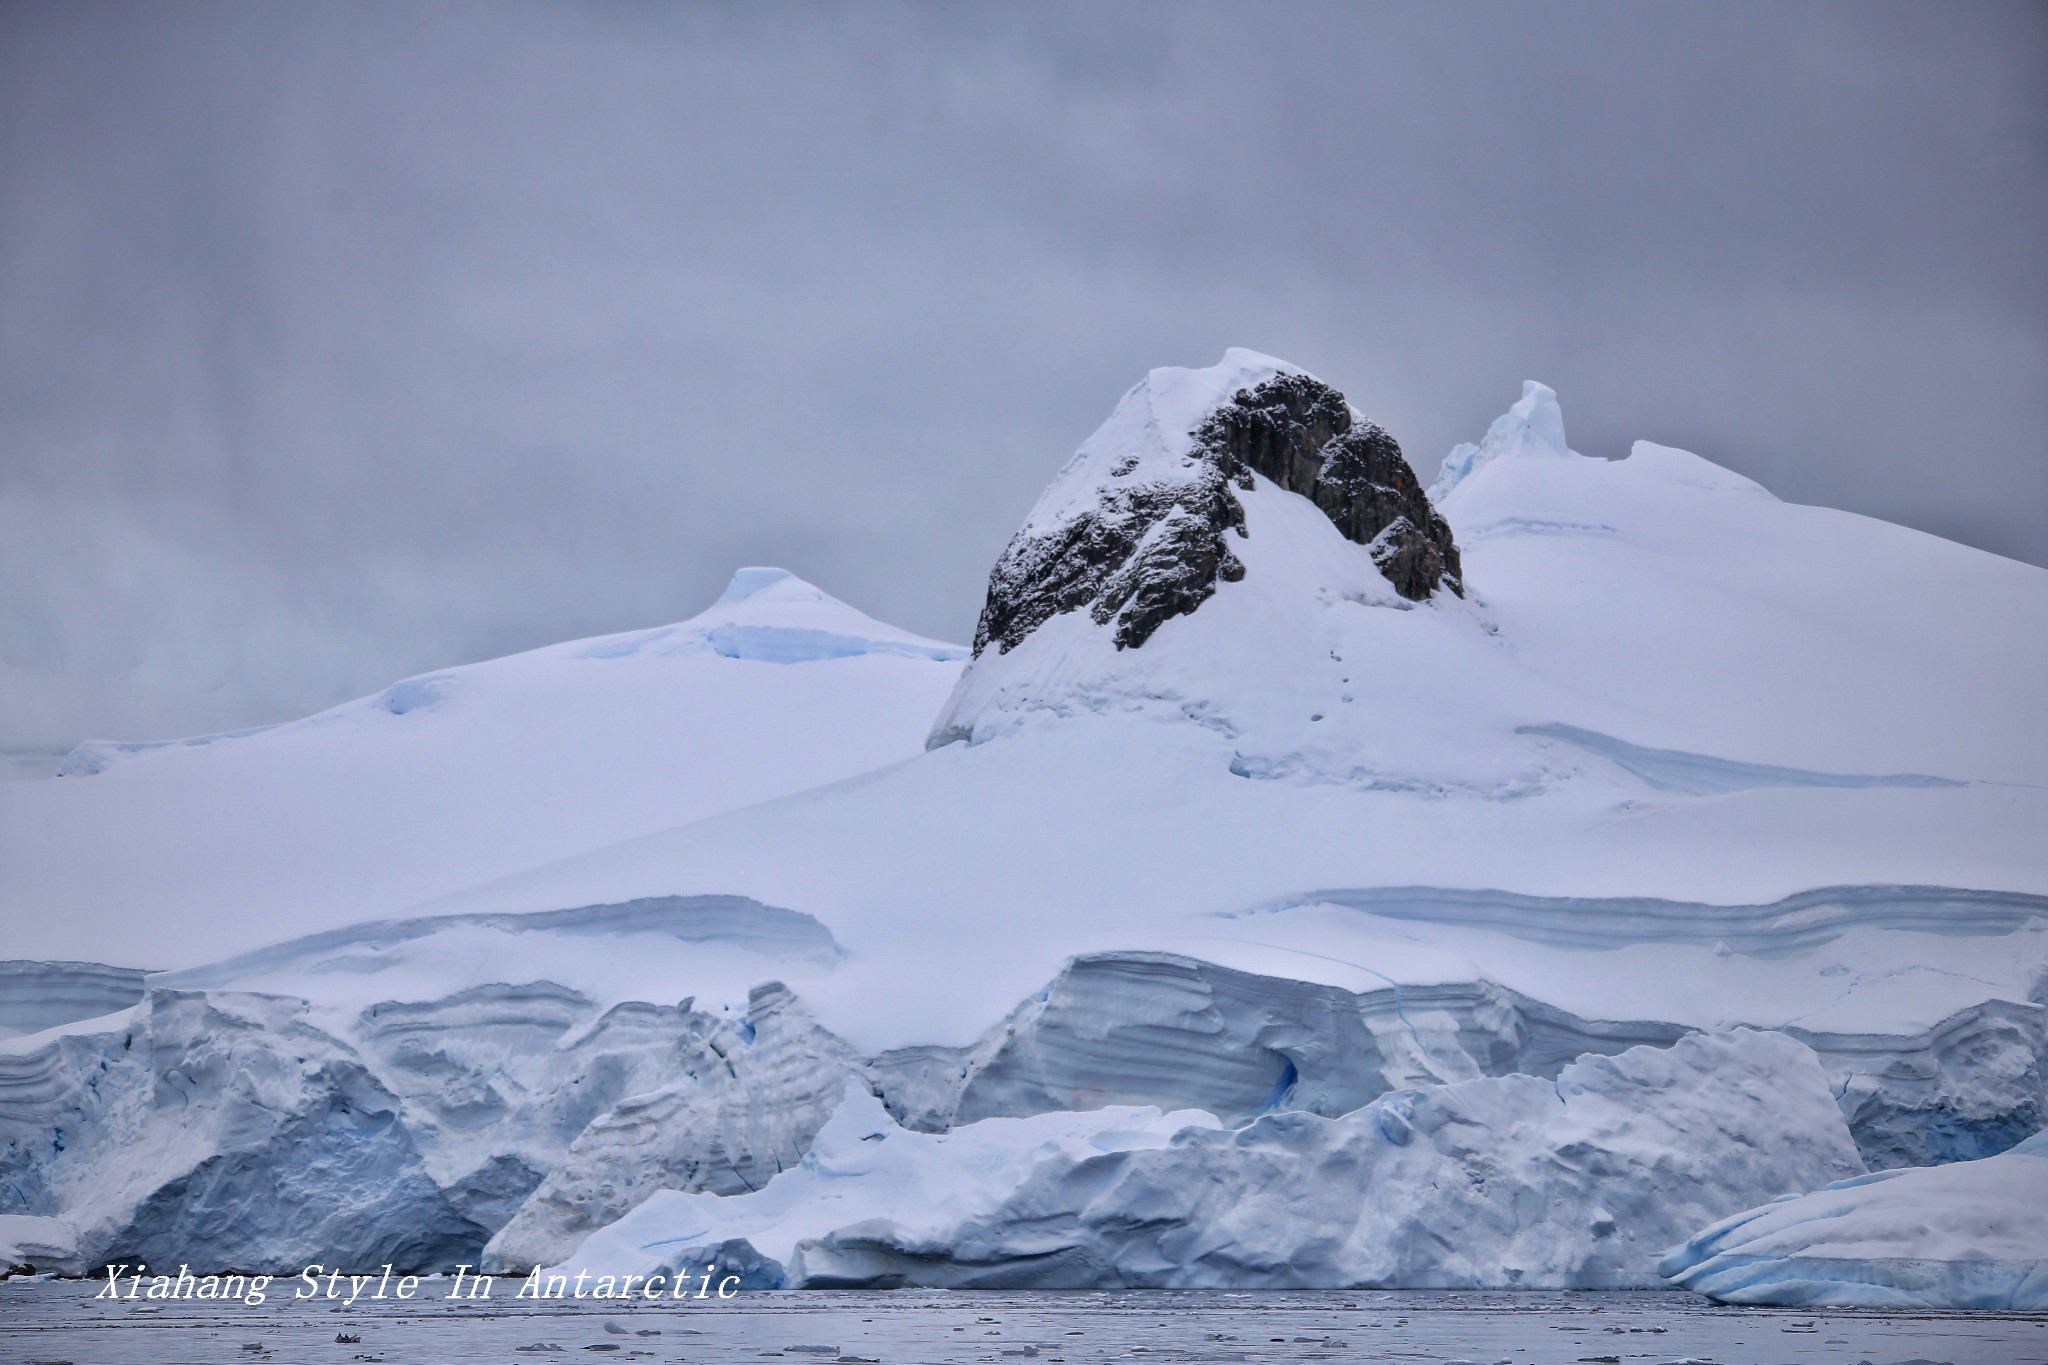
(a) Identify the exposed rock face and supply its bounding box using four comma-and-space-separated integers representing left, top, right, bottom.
972, 371, 1459, 656
973, 460, 1249, 655
1194, 373, 1463, 602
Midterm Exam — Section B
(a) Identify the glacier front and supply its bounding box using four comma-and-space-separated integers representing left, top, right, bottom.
554, 1030, 1861, 1289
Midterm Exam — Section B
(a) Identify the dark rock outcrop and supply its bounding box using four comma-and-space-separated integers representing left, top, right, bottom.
971, 371, 1460, 656
973, 462, 1248, 655
1193, 373, 1463, 603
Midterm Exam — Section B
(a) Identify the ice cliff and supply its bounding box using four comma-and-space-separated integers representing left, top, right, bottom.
0, 961, 148, 1041
555, 1031, 1861, 1289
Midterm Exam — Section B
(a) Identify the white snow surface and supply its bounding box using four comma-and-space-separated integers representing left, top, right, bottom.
0, 568, 964, 972
1012, 347, 1296, 535
1661, 1128, 2048, 1309
555, 1031, 1862, 1289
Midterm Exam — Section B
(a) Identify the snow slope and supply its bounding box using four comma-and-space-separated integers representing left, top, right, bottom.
1661, 1128, 2048, 1309
0, 568, 965, 977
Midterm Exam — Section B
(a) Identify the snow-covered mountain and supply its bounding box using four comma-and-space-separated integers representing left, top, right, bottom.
3, 351, 2043, 1302
0, 567, 965, 985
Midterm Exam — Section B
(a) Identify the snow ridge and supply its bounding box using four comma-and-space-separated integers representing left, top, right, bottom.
1519, 723, 1965, 794
156, 896, 846, 994
1273, 884, 2048, 954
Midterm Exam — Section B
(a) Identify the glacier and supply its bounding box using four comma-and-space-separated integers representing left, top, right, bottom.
2, 352, 2043, 1300
1427, 378, 1573, 501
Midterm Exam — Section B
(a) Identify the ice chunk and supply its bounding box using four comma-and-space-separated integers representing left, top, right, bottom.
482, 983, 858, 1273
0, 1214, 76, 1274
549, 1079, 1220, 1288
1661, 1133, 2048, 1308
0, 975, 858, 1276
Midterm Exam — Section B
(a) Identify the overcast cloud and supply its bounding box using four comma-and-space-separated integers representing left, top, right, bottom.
2, 1, 2043, 765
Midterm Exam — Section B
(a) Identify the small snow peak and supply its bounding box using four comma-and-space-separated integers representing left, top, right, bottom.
1624, 441, 1778, 499
716, 567, 799, 606
1142, 349, 1302, 410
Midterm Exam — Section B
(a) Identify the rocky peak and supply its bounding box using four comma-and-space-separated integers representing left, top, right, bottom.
971, 361, 1461, 657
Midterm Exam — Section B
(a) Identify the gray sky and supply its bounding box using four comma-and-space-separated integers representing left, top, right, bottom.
3, 1, 2043, 763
